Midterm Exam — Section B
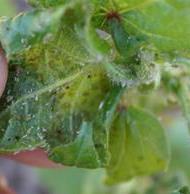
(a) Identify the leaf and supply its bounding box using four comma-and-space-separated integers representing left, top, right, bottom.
0, 1, 125, 169
28, 0, 69, 8
49, 86, 123, 168
121, 1, 190, 54
106, 106, 169, 185
91, 0, 190, 58
0, 0, 175, 182
166, 0, 190, 9
49, 122, 102, 168
107, 17, 142, 58
173, 186, 190, 194
0, 8, 64, 57
92, 0, 150, 12
0, 50, 114, 167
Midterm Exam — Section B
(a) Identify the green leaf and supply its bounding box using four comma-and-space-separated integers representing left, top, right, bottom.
0, 1, 124, 169
28, 0, 69, 8
173, 186, 190, 194
49, 86, 123, 168
49, 122, 102, 168
0, 8, 64, 57
92, 0, 150, 12
92, 0, 190, 57
106, 106, 169, 185
121, 1, 190, 54
107, 17, 142, 58
0, 0, 181, 183
166, 0, 190, 9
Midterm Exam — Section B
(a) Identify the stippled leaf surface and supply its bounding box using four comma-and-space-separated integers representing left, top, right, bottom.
0, 8, 64, 56
0, 1, 123, 169
1, 0, 188, 185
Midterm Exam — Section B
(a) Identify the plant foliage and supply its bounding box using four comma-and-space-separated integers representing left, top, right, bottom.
0, 0, 190, 185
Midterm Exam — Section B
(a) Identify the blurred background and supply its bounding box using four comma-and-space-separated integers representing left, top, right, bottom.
1, 0, 190, 194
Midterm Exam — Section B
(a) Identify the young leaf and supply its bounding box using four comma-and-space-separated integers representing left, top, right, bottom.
91, 0, 190, 57
106, 106, 169, 185
107, 17, 142, 58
